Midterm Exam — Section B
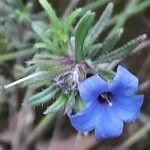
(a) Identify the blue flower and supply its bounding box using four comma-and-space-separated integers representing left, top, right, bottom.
68, 65, 144, 139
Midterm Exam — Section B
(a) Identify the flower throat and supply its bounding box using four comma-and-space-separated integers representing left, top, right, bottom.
98, 92, 112, 106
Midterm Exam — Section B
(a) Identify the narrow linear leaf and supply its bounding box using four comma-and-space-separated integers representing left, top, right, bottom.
23, 72, 52, 88
39, 0, 62, 30
32, 21, 49, 41
33, 53, 63, 60
27, 85, 59, 106
43, 94, 67, 114
94, 34, 146, 64
63, 8, 82, 33
75, 11, 94, 61
92, 28, 123, 60
86, 3, 113, 44
34, 43, 48, 49
32, 22, 55, 51
87, 43, 102, 58
69, 37, 75, 53
29, 57, 71, 76
50, 27, 67, 43
103, 28, 123, 51
29, 58, 59, 66
30, 89, 59, 107
27, 85, 54, 103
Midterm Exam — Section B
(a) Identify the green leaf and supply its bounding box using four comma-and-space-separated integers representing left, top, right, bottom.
27, 85, 59, 106
103, 28, 123, 51
75, 11, 94, 61
34, 43, 48, 49
39, 0, 62, 30
69, 37, 75, 52
33, 53, 62, 60
29, 56, 70, 77
50, 27, 67, 43
87, 43, 102, 58
86, 3, 113, 45
94, 34, 146, 64
99, 69, 115, 81
43, 94, 67, 114
31, 22, 55, 51
31, 21, 49, 40
31, 21, 55, 52
63, 8, 82, 33
23, 72, 52, 88
92, 28, 123, 60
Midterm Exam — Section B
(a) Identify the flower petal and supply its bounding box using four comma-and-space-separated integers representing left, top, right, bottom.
111, 65, 138, 96
113, 95, 144, 122
79, 75, 109, 104
68, 103, 99, 132
95, 105, 123, 139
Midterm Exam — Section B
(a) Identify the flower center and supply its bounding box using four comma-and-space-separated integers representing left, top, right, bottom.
98, 92, 112, 107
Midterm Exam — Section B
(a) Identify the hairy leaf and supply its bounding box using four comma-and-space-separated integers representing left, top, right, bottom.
32, 21, 55, 51
92, 28, 123, 60
63, 8, 82, 33
75, 11, 94, 61
39, 0, 62, 30
86, 3, 113, 44
87, 43, 102, 58
94, 34, 146, 64
27, 85, 59, 106
23, 72, 52, 88
43, 94, 67, 114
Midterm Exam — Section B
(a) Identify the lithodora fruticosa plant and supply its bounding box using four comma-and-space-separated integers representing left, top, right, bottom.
3, 0, 146, 117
